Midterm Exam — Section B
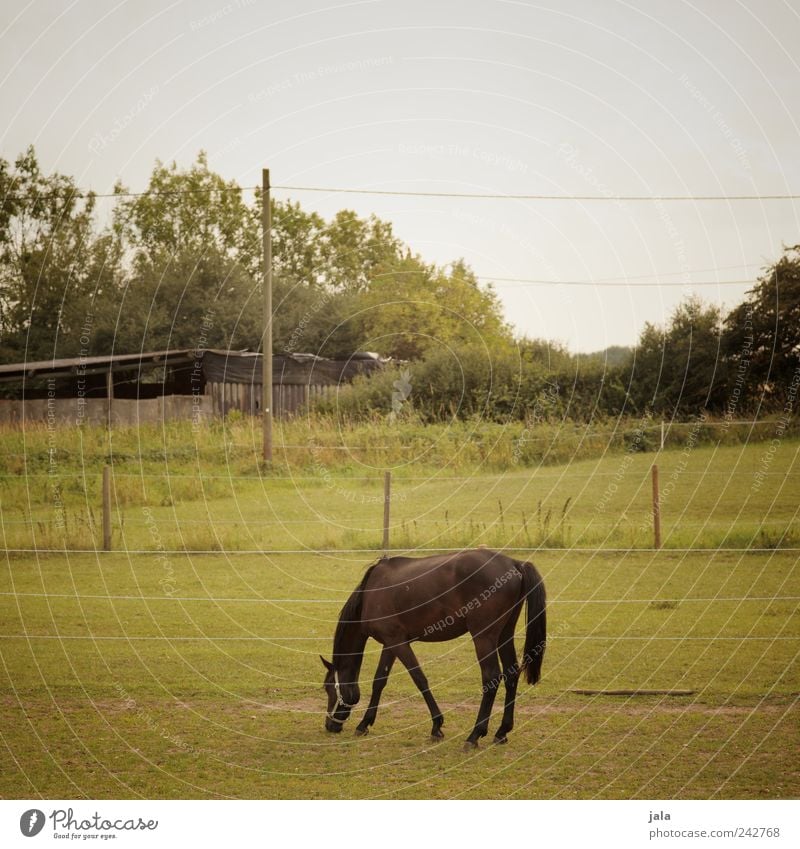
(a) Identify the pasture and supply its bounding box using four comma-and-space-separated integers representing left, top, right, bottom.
0, 420, 798, 798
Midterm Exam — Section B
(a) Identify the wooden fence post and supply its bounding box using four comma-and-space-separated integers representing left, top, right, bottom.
382, 471, 391, 551
102, 465, 112, 551
651, 464, 661, 550
106, 368, 113, 430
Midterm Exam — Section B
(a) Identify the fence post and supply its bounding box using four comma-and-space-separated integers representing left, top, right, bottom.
651, 464, 661, 550
106, 368, 113, 430
102, 465, 112, 551
660, 420, 665, 451
382, 471, 391, 552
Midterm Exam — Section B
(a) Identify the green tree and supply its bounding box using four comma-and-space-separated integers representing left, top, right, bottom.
113, 152, 255, 268
262, 204, 403, 354
95, 246, 259, 354
321, 209, 402, 292
725, 246, 800, 408
270, 200, 327, 286
0, 146, 100, 362
358, 256, 512, 360
58, 230, 127, 358
114, 157, 410, 356
632, 297, 726, 416
518, 337, 574, 373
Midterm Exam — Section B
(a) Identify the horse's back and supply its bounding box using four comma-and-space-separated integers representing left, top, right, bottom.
360, 549, 524, 643
376, 548, 516, 581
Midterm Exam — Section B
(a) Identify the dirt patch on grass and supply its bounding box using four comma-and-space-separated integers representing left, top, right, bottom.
253, 695, 797, 719
4, 692, 796, 721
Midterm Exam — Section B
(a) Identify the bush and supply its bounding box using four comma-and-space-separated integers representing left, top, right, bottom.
312, 341, 627, 424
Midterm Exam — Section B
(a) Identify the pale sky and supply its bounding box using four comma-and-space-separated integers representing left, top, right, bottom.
2, 0, 799, 352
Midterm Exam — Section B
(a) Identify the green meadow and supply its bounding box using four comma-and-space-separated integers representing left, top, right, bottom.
0, 418, 798, 798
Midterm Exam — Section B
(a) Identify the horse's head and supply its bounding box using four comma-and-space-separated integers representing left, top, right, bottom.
320, 656, 360, 733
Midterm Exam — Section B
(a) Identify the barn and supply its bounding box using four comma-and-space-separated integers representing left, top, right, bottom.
0, 348, 384, 426
201, 349, 384, 417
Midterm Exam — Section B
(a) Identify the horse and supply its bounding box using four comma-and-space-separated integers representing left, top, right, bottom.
320, 548, 546, 748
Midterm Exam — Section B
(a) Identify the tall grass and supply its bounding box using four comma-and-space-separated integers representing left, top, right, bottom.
1, 412, 794, 477
1, 416, 797, 553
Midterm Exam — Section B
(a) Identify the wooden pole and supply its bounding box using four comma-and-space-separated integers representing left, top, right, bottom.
102, 465, 111, 551
660, 420, 665, 451
262, 168, 273, 462
106, 367, 113, 430
382, 471, 391, 551
651, 464, 661, 549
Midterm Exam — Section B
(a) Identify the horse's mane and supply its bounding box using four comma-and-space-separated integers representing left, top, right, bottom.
333, 559, 381, 660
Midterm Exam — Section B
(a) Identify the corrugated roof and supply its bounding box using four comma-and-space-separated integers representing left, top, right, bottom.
0, 349, 385, 384
0, 349, 199, 382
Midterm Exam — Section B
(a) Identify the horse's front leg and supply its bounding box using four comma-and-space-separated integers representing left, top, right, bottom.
391, 642, 445, 741
465, 635, 503, 749
355, 646, 395, 736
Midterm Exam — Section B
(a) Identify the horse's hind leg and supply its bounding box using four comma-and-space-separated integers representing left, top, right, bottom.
494, 624, 520, 744
465, 635, 503, 749
355, 646, 395, 736
392, 642, 445, 740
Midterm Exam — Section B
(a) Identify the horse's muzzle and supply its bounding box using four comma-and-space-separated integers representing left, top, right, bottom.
325, 718, 343, 733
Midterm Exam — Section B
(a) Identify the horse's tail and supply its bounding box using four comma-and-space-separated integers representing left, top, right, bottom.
519, 561, 546, 685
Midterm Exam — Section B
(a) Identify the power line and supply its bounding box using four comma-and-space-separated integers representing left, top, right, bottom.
2, 590, 797, 605
0, 182, 782, 288
4, 184, 800, 202
0, 634, 791, 641
577, 262, 763, 278
481, 277, 755, 287
274, 185, 800, 202
478, 262, 766, 287
3, 546, 799, 554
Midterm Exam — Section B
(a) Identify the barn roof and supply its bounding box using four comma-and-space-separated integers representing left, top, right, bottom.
0, 349, 384, 385
0, 349, 198, 383
201, 350, 383, 384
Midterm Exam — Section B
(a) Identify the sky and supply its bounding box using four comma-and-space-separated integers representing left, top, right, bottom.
1, 0, 799, 352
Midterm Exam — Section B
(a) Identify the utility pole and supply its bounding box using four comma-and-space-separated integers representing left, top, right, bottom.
262, 168, 272, 462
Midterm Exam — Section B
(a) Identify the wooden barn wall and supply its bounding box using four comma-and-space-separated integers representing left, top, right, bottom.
0, 395, 213, 427
0, 384, 335, 425
205, 382, 334, 418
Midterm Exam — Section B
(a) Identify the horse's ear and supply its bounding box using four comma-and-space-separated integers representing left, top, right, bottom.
320, 655, 333, 671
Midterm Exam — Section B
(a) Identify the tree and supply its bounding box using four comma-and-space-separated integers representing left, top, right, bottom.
113, 157, 411, 356
0, 146, 100, 362
97, 246, 260, 354
725, 245, 800, 408
113, 152, 255, 269
270, 199, 327, 287
259, 204, 405, 354
321, 209, 402, 292
358, 256, 512, 360
631, 297, 726, 416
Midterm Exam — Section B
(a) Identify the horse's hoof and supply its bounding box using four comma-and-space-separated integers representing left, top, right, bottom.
463, 740, 479, 752
429, 731, 444, 742
494, 735, 508, 745
355, 726, 369, 737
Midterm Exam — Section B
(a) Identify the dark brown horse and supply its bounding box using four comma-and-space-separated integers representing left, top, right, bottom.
321, 548, 546, 747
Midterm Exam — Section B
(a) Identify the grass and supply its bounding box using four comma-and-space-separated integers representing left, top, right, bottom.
1, 549, 797, 798
0, 417, 798, 798
1, 436, 798, 553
